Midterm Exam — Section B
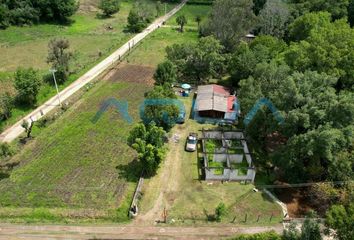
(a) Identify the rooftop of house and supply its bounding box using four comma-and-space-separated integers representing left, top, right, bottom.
196, 84, 236, 113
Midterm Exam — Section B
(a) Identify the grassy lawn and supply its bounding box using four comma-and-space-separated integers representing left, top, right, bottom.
0, 25, 200, 223
139, 96, 283, 226
0, 0, 177, 132
125, 27, 198, 67
166, 4, 211, 28
0, 72, 151, 222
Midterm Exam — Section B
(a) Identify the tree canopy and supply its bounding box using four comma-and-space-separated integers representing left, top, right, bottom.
202, 0, 257, 51
0, 0, 78, 28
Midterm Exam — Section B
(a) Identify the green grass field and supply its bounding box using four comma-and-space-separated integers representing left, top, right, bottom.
0, 0, 176, 132
125, 27, 198, 66
0, 75, 149, 222
0, 25, 200, 222
166, 4, 211, 28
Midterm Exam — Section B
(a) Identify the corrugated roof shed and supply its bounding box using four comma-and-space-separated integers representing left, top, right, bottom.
196, 84, 231, 113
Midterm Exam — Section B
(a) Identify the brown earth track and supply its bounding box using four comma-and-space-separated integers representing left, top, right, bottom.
105, 63, 155, 86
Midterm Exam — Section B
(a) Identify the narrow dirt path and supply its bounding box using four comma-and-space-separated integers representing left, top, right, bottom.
135, 123, 187, 224
0, 224, 283, 239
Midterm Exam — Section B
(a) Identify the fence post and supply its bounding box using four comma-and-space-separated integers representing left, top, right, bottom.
257, 215, 260, 222
270, 213, 273, 222
244, 213, 247, 223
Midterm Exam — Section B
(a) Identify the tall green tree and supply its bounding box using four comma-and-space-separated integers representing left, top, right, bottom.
143, 85, 179, 130
203, 0, 257, 51
176, 15, 187, 32
258, 0, 290, 38
288, 11, 331, 42
0, 4, 9, 29
167, 36, 225, 83
154, 60, 177, 86
14, 68, 41, 106
47, 38, 73, 83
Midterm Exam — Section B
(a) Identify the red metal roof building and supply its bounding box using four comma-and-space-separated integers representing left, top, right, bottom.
194, 84, 239, 121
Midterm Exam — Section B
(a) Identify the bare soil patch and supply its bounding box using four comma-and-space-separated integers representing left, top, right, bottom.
105, 64, 155, 86
275, 188, 313, 218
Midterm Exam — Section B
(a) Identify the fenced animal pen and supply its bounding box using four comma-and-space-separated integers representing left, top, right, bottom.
201, 129, 256, 182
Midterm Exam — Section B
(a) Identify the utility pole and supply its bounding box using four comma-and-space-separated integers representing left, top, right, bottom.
49, 69, 62, 106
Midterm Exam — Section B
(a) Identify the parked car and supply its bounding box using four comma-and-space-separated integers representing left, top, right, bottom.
185, 133, 198, 152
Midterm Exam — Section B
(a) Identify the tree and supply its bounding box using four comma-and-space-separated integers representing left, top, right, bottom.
228, 36, 287, 84
143, 85, 179, 130
176, 15, 187, 32
285, 17, 354, 90
156, 1, 163, 17
0, 4, 9, 29
258, 0, 290, 38
98, 0, 120, 17
132, 139, 163, 176
47, 38, 73, 83
288, 11, 331, 42
326, 203, 354, 240
349, 0, 354, 27
167, 36, 225, 83
0, 92, 13, 121
203, 0, 257, 51
0, 0, 78, 28
154, 60, 177, 86
289, 0, 349, 20
252, 0, 266, 15
127, 123, 147, 146
129, 122, 166, 177
127, 9, 146, 33
21, 119, 34, 138
14, 68, 41, 106
195, 15, 202, 29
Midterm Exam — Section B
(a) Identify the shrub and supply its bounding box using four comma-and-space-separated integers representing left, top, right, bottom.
0, 143, 15, 158
0, 92, 14, 121
99, 0, 120, 17
14, 68, 41, 106
215, 202, 226, 222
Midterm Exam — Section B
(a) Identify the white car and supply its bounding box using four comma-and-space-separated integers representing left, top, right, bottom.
185, 133, 198, 152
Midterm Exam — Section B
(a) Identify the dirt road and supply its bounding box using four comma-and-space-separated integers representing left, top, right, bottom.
0, 0, 187, 143
0, 224, 283, 239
